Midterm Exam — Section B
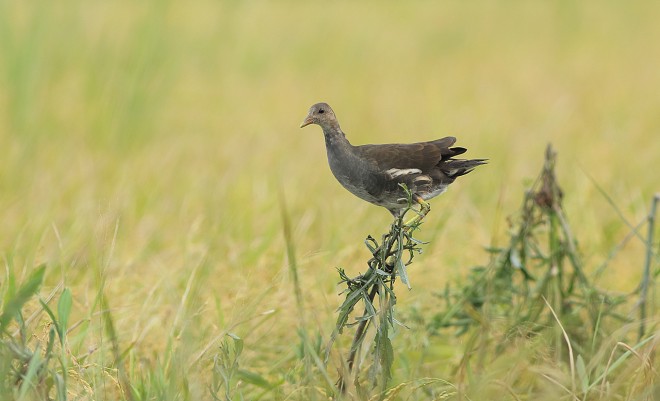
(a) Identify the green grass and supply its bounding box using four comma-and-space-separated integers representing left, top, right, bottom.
0, 1, 659, 400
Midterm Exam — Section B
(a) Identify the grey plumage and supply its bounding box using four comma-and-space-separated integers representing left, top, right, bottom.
300, 102, 486, 217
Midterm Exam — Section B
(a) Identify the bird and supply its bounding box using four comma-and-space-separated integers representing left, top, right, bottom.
300, 102, 486, 223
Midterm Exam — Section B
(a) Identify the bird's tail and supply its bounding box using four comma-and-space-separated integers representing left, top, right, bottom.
443, 159, 488, 178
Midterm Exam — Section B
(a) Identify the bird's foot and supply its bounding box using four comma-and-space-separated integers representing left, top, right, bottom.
402, 195, 431, 229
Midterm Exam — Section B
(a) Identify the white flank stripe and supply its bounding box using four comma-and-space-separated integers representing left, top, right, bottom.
386, 168, 422, 178
413, 175, 432, 183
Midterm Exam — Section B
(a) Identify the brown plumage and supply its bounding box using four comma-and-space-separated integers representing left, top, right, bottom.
300, 102, 486, 217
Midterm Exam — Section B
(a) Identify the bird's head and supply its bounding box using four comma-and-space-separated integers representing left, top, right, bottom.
300, 103, 339, 130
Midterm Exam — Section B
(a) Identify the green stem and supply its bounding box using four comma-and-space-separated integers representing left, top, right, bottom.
639, 193, 659, 340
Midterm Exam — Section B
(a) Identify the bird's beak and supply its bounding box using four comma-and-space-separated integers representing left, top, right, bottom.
300, 116, 313, 128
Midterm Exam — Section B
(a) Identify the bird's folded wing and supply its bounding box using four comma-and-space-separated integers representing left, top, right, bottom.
356, 136, 458, 171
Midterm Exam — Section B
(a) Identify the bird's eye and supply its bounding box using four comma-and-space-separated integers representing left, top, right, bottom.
318, 109, 325, 114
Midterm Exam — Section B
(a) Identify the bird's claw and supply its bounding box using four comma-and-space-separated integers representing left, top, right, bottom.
402, 196, 431, 228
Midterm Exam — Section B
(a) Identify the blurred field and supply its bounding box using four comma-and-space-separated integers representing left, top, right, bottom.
0, 1, 658, 399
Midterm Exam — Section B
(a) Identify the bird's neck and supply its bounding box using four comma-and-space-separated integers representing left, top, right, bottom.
322, 125, 349, 148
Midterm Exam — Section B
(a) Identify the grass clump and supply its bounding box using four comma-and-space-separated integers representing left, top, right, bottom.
433, 145, 627, 345
421, 145, 658, 400
0, 265, 69, 400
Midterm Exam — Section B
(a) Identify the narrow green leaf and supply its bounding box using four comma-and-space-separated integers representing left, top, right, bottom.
45, 326, 56, 358
39, 299, 61, 338
236, 369, 271, 389
18, 346, 43, 401
374, 324, 394, 388
335, 307, 351, 331
364, 294, 377, 317
355, 313, 375, 322
392, 317, 410, 330
576, 354, 589, 394
229, 333, 243, 356
396, 257, 411, 290
57, 288, 72, 338
364, 238, 378, 254
54, 373, 66, 401
0, 264, 46, 332
343, 286, 367, 310
3, 260, 17, 309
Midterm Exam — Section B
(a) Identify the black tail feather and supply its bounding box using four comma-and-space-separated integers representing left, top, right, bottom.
444, 159, 488, 178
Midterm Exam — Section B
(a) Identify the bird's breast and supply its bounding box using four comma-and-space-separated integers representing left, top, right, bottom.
326, 145, 383, 201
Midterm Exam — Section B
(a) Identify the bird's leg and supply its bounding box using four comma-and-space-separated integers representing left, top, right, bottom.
403, 194, 431, 228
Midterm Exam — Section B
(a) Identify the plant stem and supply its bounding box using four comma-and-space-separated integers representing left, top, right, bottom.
639, 193, 659, 339
338, 285, 379, 393
336, 203, 425, 395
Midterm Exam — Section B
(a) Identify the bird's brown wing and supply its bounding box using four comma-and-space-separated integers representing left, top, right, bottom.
355, 136, 461, 171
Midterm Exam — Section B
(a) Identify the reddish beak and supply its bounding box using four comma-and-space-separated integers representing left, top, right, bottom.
300, 117, 313, 128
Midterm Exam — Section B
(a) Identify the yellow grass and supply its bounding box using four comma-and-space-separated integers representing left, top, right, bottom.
0, 1, 658, 399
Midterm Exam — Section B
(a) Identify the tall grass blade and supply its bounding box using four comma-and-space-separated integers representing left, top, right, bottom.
17, 348, 43, 401
57, 288, 72, 344
638, 193, 659, 339
0, 264, 45, 332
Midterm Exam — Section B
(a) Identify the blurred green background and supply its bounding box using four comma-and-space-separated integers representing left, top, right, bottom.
0, 0, 658, 398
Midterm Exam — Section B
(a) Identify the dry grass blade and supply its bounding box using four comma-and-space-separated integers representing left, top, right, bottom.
542, 295, 577, 398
